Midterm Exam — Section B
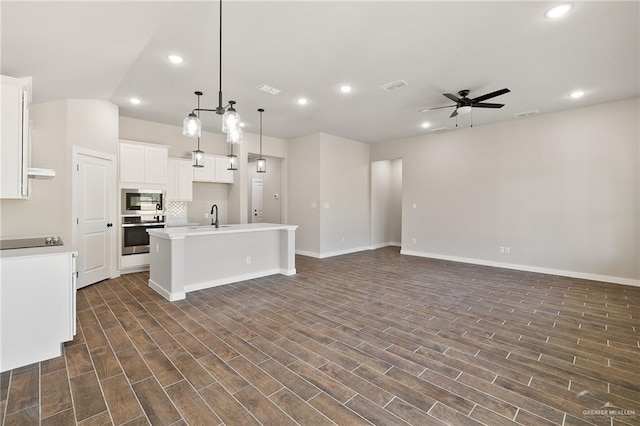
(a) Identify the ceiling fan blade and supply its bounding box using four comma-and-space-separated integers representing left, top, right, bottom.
443, 93, 461, 103
418, 105, 455, 112
450, 109, 458, 118
472, 102, 505, 108
470, 88, 510, 103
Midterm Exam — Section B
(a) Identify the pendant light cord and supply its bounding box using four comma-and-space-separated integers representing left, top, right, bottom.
218, 0, 223, 111
259, 109, 263, 156
197, 94, 201, 150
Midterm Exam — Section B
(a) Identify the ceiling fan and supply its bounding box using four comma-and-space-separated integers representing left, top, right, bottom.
419, 88, 511, 118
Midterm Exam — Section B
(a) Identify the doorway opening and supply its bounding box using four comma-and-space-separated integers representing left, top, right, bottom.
247, 155, 283, 223
370, 158, 402, 249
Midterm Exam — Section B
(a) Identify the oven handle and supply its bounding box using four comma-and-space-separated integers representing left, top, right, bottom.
121, 223, 166, 228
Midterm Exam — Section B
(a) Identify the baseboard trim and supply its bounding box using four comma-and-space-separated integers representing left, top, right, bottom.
370, 242, 402, 249
296, 246, 371, 259
184, 269, 283, 293
295, 250, 321, 258
400, 250, 640, 288
148, 279, 185, 301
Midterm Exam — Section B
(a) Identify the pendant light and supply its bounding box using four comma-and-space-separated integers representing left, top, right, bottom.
190, 92, 204, 167
256, 108, 266, 173
227, 143, 238, 170
181, 0, 242, 145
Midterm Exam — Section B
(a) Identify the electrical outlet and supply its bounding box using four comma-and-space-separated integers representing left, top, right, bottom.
499, 246, 505, 253
412, 237, 417, 244
412, 203, 417, 210
341, 236, 346, 243
246, 256, 252, 265
205, 213, 209, 219
311, 202, 317, 209
505, 247, 510, 254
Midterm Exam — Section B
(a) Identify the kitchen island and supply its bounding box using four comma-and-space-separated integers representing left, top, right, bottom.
147, 223, 297, 301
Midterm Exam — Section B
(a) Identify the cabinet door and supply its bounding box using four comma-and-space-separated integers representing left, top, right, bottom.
144, 146, 168, 184
1, 252, 75, 372
214, 156, 234, 183
119, 143, 145, 183
1, 76, 30, 199
193, 155, 216, 182
167, 158, 193, 201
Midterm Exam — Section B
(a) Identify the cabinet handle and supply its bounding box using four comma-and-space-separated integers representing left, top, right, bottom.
107, 223, 113, 228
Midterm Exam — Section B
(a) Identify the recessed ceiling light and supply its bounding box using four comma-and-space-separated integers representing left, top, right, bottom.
340, 85, 352, 94
545, 3, 573, 19
570, 90, 585, 99
420, 122, 431, 129
167, 54, 184, 64
296, 98, 309, 106
129, 98, 142, 105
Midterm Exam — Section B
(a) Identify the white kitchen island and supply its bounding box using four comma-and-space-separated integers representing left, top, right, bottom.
147, 223, 297, 301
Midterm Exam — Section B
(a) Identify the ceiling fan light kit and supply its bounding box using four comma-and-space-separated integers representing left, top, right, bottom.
420, 88, 511, 126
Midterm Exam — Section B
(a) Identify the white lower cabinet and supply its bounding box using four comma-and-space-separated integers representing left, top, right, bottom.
167, 158, 193, 201
1, 251, 76, 372
193, 154, 234, 184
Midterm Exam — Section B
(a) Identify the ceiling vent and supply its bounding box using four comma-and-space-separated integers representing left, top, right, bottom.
515, 109, 539, 118
380, 80, 408, 91
256, 84, 281, 95
431, 126, 449, 133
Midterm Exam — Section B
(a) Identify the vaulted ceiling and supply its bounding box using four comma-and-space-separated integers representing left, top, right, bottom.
2, 1, 638, 143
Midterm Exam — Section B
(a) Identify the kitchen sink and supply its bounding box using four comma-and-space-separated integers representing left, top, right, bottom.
187, 225, 230, 231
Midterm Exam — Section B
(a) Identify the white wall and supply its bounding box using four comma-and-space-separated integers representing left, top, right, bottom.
0, 99, 119, 243
288, 132, 370, 257
320, 133, 370, 254
288, 133, 322, 254
372, 97, 640, 283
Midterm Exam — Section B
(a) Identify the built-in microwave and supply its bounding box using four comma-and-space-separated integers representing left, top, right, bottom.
121, 189, 164, 215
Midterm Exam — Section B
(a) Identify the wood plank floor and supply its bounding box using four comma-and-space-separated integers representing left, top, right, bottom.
1, 247, 639, 425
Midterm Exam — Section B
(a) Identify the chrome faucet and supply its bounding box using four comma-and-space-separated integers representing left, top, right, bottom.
210, 204, 219, 228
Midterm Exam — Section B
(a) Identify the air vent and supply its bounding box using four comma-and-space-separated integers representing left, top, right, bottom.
515, 110, 539, 118
256, 84, 281, 95
380, 80, 408, 91
431, 127, 449, 133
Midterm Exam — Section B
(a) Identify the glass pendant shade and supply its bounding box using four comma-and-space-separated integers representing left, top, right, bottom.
192, 149, 204, 168
183, 113, 201, 137
226, 126, 243, 144
256, 157, 266, 173
222, 108, 241, 135
227, 154, 238, 170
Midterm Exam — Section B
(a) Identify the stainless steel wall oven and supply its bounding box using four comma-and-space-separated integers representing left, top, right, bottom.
121, 189, 165, 255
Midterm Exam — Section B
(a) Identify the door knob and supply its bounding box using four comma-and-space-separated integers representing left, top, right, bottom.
107, 223, 113, 227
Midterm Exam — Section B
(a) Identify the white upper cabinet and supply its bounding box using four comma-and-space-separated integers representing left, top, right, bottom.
1, 75, 31, 199
167, 158, 193, 201
192, 154, 234, 184
119, 141, 168, 187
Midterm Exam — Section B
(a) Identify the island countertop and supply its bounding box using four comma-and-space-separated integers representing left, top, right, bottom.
148, 223, 298, 239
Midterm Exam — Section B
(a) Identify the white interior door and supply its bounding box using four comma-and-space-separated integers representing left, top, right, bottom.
75, 152, 114, 288
251, 179, 264, 223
